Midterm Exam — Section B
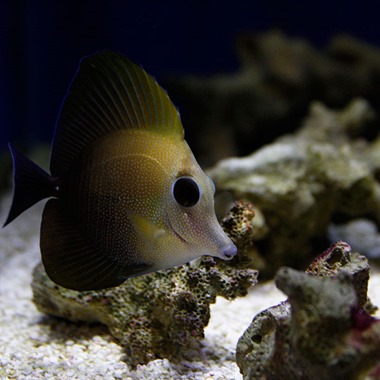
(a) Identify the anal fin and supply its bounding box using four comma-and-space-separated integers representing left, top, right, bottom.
41, 199, 151, 291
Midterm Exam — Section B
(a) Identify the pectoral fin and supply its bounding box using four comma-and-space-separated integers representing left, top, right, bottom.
130, 214, 166, 244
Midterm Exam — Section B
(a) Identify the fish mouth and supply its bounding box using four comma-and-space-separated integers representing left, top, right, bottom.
164, 213, 237, 260
219, 243, 238, 260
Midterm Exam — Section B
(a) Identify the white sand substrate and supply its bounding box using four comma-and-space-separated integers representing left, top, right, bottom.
1, 194, 379, 380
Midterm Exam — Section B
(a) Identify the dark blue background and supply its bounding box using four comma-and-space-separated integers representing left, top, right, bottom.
1, 1, 380, 153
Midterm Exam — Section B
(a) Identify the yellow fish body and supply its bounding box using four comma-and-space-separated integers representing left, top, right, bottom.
3, 51, 237, 290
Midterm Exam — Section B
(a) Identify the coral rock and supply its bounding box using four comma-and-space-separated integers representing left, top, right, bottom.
236, 242, 380, 380
209, 99, 380, 277
167, 31, 380, 164
32, 215, 258, 367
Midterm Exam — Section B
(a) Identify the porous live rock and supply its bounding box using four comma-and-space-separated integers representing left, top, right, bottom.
236, 241, 380, 380
221, 200, 267, 249
209, 98, 380, 277
220, 200, 268, 273
32, 205, 258, 367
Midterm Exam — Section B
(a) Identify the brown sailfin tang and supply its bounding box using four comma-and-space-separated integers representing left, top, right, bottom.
3, 51, 237, 291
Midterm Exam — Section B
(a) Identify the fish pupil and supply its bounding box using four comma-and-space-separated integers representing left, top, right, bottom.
173, 177, 200, 207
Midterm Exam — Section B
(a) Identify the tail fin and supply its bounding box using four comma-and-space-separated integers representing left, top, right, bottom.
3, 144, 59, 227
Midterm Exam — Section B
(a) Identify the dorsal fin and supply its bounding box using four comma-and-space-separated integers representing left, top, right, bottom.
50, 51, 184, 176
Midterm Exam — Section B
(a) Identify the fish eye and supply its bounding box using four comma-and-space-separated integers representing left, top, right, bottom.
172, 177, 201, 207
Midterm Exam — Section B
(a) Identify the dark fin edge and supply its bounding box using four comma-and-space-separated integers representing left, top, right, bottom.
41, 199, 151, 291
3, 144, 57, 227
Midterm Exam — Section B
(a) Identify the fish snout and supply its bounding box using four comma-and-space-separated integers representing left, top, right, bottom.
219, 243, 238, 260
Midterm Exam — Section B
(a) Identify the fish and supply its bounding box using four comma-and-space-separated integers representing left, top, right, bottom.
3, 51, 237, 291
